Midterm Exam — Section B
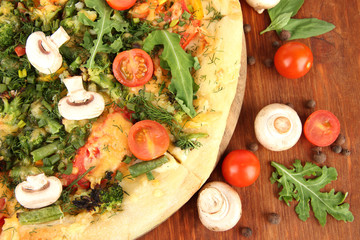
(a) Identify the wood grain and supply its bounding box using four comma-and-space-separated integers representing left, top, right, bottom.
139, 0, 360, 239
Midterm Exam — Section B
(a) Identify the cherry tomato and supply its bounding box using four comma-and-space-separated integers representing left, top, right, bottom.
128, 120, 170, 161
14, 45, 26, 57
113, 49, 154, 87
106, 0, 136, 11
222, 150, 260, 187
274, 42, 313, 79
304, 110, 340, 147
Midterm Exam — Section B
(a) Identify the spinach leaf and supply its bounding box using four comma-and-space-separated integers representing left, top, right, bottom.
78, 0, 128, 69
271, 160, 354, 226
268, 0, 304, 21
281, 18, 336, 40
260, 12, 292, 35
143, 30, 197, 118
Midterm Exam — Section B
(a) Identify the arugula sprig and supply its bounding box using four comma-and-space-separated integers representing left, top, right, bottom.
271, 160, 354, 226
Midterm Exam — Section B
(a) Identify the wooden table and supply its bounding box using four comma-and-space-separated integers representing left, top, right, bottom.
139, 0, 360, 239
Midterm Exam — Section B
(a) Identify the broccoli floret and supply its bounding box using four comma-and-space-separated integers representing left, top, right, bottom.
18, 128, 47, 153
61, 16, 84, 35
88, 68, 124, 101
30, 100, 63, 134
0, 23, 15, 49
99, 183, 124, 211
0, 96, 22, 126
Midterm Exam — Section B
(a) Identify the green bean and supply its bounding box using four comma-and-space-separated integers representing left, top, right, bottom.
31, 141, 60, 161
18, 205, 64, 225
129, 156, 169, 178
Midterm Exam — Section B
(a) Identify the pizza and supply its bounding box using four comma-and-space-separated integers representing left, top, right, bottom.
0, 0, 244, 239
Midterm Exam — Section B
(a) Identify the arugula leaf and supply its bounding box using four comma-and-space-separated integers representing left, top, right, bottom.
78, 0, 128, 69
281, 18, 336, 40
260, 12, 292, 35
143, 30, 197, 118
268, 0, 304, 21
271, 160, 354, 226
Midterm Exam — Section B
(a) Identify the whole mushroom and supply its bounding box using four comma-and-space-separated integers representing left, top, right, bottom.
246, 0, 280, 14
254, 103, 302, 151
197, 181, 242, 231
58, 76, 105, 120
26, 26, 70, 74
15, 173, 63, 209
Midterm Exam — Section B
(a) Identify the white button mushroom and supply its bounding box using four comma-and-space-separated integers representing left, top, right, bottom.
58, 76, 105, 120
15, 173, 63, 209
254, 103, 302, 151
246, 0, 280, 14
26, 26, 70, 74
197, 181, 242, 231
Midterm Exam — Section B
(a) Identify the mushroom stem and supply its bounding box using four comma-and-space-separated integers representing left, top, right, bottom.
50, 26, 71, 48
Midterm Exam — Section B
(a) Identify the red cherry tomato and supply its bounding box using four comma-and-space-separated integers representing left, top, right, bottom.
274, 42, 313, 79
304, 110, 340, 147
112, 49, 154, 87
222, 150, 260, 187
128, 120, 170, 161
106, 0, 136, 11
14, 45, 26, 57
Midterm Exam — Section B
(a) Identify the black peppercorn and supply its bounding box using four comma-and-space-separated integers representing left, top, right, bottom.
267, 213, 281, 224
247, 56, 256, 65
241, 227, 253, 237
247, 142, 259, 152
334, 134, 346, 145
342, 149, 351, 156
313, 151, 326, 164
331, 144, 342, 154
285, 102, 294, 109
279, 30, 291, 41
305, 99, 316, 109
264, 58, 273, 68
272, 41, 280, 48
243, 24, 251, 33
311, 146, 322, 154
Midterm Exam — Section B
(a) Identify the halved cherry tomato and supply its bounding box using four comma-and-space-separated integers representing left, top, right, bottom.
106, 0, 136, 11
14, 45, 26, 57
222, 150, 260, 187
113, 49, 154, 87
304, 110, 340, 147
274, 42, 313, 79
180, 20, 201, 49
128, 120, 170, 161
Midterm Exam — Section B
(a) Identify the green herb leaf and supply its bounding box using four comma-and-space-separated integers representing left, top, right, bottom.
268, 0, 304, 21
143, 30, 197, 118
280, 18, 336, 40
78, 0, 128, 69
271, 160, 354, 226
260, 12, 292, 35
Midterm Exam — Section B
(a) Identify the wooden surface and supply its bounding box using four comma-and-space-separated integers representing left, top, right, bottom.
139, 0, 360, 239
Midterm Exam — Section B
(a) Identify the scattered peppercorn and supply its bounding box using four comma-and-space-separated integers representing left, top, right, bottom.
311, 146, 322, 154
243, 24, 251, 33
331, 144, 342, 154
267, 213, 281, 224
247, 142, 259, 152
279, 30, 291, 41
241, 227, 253, 237
305, 99, 316, 109
247, 56, 256, 65
285, 102, 294, 109
264, 58, 273, 68
313, 151, 326, 164
334, 134, 346, 145
342, 149, 351, 156
272, 40, 280, 48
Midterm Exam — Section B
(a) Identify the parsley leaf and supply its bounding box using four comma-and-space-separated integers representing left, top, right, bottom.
271, 160, 354, 226
143, 30, 197, 118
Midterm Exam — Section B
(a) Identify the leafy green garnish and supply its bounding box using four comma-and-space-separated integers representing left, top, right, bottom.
78, 0, 128, 69
268, 0, 304, 21
143, 30, 197, 118
260, 12, 292, 34
270, 160, 354, 226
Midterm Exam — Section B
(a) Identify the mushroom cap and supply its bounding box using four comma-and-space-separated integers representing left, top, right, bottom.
197, 181, 242, 231
246, 0, 280, 14
254, 103, 302, 151
15, 174, 63, 209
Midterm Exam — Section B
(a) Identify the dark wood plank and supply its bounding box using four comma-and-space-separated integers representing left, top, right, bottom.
139, 0, 360, 239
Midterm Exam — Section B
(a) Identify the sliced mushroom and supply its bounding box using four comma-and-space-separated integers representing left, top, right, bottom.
246, 0, 280, 14
254, 103, 302, 151
15, 173, 62, 209
197, 181, 242, 231
26, 26, 70, 74
58, 76, 105, 120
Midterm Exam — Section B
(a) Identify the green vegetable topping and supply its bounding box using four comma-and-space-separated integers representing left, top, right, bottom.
18, 205, 64, 225
143, 30, 198, 118
270, 160, 354, 226
129, 155, 169, 178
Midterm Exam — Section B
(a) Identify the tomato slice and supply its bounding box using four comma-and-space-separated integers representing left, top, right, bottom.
14, 45, 26, 57
106, 0, 136, 11
180, 20, 201, 49
304, 110, 340, 147
112, 49, 154, 87
128, 120, 170, 161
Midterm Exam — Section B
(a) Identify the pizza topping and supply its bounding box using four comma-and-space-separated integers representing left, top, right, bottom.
15, 174, 62, 209
58, 76, 105, 120
106, 0, 136, 11
17, 205, 64, 225
254, 103, 302, 151
245, 0, 280, 14
197, 181, 242, 231
25, 26, 70, 74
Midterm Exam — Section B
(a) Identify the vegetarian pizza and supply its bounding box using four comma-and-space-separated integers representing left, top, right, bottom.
0, 0, 244, 239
